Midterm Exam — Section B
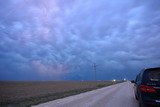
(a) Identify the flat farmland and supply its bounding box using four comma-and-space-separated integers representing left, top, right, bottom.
0, 81, 120, 107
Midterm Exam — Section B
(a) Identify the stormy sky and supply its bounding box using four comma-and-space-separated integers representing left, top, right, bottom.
0, 0, 160, 80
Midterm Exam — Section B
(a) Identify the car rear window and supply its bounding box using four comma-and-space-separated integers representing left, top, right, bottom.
145, 69, 160, 82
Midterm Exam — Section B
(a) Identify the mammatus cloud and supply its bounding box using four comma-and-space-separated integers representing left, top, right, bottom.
31, 60, 68, 77
0, 0, 160, 80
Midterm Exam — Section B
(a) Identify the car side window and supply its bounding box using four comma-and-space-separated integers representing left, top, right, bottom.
139, 69, 145, 82
135, 74, 140, 83
135, 70, 144, 83
136, 73, 142, 83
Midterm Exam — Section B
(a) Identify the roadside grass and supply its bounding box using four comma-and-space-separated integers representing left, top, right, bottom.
0, 81, 122, 107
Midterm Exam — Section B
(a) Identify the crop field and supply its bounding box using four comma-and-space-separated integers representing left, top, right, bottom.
0, 81, 120, 107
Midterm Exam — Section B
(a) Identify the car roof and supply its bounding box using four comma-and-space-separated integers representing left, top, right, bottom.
144, 67, 160, 71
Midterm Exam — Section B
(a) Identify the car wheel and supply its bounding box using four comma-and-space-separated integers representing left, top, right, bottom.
139, 102, 146, 107
135, 94, 138, 100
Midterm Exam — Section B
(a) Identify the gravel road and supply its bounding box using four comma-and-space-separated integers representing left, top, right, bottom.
33, 81, 139, 107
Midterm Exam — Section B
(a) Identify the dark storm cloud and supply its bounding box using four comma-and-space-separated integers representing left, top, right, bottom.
0, 0, 160, 80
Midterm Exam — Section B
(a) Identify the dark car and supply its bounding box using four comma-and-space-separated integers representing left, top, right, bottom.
134, 67, 160, 107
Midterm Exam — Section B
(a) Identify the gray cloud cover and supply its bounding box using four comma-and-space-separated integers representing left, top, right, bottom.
0, 0, 160, 80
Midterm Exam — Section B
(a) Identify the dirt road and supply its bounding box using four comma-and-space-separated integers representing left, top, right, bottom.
33, 81, 139, 107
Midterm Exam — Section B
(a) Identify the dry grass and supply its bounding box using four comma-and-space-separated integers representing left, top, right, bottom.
0, 81, 120, 107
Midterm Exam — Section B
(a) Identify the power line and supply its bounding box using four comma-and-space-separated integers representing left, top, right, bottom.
92, 63, 97, 81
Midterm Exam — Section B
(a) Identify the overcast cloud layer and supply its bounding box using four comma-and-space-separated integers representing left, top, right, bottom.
0, 0, 160, 80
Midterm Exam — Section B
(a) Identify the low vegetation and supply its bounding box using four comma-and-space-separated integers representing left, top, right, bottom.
0, 81, 122, 107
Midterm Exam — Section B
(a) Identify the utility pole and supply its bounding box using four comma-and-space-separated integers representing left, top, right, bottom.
92, 63, 97, 81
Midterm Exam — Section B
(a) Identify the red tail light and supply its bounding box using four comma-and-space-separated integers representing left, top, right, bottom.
139, 85, 157, 93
